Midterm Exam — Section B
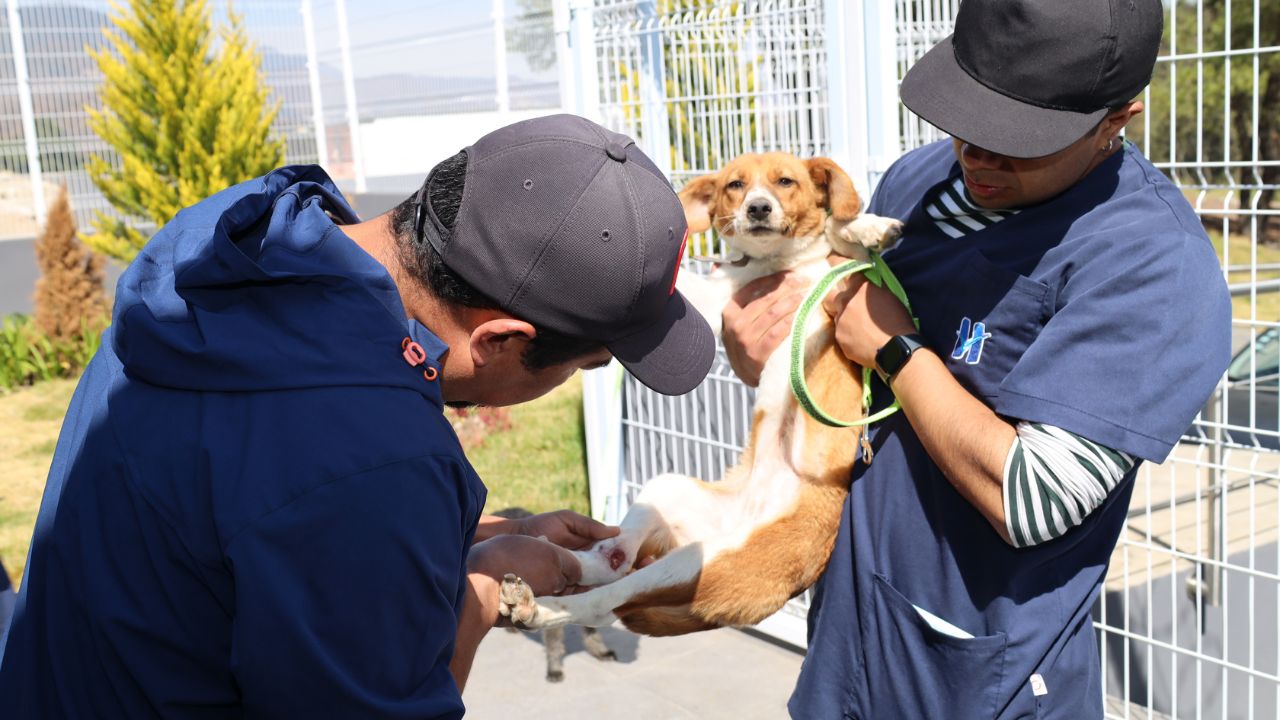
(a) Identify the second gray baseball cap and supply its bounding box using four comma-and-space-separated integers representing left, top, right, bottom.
417, 114, 714, 396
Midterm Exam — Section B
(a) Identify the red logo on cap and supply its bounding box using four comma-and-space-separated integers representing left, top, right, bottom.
669, 228, 689, 296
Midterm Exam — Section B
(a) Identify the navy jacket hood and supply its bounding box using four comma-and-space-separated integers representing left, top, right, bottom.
112, 164, 442, 395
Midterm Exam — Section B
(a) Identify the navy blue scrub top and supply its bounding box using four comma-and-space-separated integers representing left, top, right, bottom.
789, 140, 1231, 719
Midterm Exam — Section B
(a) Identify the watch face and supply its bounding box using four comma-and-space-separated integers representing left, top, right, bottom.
876, 337, 906, 377
877, 334, 926, 379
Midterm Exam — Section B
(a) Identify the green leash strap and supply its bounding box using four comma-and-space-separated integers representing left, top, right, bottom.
787, 253, 917, 429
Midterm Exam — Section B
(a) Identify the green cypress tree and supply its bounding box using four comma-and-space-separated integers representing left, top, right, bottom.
84, 0, 285, 262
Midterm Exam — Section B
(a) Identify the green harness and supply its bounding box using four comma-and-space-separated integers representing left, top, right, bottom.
787, 253, 917, 459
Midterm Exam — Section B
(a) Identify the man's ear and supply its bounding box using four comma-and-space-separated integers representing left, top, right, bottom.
470, 317, 536, 368
806, 157, 862, 222
677, 173, 721, 233
1100, 101, 1144, 146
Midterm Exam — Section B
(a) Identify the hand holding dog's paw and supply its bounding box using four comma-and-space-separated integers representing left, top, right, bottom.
469, 534, 583, 598
514, 509, 620, 550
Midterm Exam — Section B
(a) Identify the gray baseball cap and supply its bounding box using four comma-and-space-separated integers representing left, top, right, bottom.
899, 0, 1163, 158
416, 114, 714, 396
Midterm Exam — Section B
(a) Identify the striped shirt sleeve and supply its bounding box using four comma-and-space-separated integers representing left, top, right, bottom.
1003, 422, 1138, 548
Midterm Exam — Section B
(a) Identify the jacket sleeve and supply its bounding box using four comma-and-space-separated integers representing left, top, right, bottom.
225, 454, 481, 719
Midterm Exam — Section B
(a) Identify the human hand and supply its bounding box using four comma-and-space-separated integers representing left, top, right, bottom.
468, 534, 582, 597
513, 510, 619, 550
821, 274, 917, 368
721, 272, 808, 386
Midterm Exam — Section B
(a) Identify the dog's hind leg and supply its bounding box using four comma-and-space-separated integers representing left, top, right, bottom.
581, 627, 616, 661
543, 627, 566, 683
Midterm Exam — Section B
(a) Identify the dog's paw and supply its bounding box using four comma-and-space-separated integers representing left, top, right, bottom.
545, 669, 565, 683
874, 217, 905, 251
498, 573, 540, 629
828, 214, 904, 255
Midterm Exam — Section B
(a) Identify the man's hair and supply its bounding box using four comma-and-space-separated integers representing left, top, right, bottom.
390, 150, 603, 372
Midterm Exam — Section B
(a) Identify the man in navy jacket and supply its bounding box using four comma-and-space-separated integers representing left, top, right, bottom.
0, 114, 714, 717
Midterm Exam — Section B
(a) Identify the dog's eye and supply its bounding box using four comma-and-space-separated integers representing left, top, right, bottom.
726, 180, 744, 190
777, 177, 795, 187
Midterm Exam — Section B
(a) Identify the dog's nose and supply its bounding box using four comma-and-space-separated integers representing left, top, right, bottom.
747, 202, 772, 221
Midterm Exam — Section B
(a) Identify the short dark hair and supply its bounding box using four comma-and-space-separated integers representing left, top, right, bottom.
390, 150, 603, 372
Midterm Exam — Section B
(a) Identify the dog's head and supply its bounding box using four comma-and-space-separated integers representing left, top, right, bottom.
677, 153, 862, 259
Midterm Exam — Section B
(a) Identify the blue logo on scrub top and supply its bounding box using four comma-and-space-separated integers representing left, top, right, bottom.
951, 317, 991, 365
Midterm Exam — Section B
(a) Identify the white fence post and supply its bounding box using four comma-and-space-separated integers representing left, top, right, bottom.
300, 0, 329, 172
552, 0, 575, 112
333, 0, 365, 192
566, 0, 624, 524
582, 364, 626, 525
636, 3, 671, 178
826, 0, 898, 196
568, 0, 600, 122
7, 0, 45, 228
860, 0, 899, 186
493, 0, 510, 118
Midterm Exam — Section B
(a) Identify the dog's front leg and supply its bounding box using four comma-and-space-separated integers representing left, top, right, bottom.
571, 472, 731, 587
499, 536, 736, 630
826, 213, 904, 256
675, 271, 733, 337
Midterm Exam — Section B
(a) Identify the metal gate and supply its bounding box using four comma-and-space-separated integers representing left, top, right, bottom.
567, 1, 1280, 717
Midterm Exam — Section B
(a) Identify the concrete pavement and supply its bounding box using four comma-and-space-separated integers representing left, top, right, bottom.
464, 624, 804, 719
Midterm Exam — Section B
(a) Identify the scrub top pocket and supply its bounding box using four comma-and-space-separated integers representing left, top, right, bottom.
928, 250, 1050, 402
866, 573, 1008, 719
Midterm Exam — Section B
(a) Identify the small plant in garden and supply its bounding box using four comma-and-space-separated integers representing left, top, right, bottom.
33, 188, 108, 346
446, 406, 514, 451
83, 0, 285, 262
0, 315, 57, 391
0, 314, 106, 392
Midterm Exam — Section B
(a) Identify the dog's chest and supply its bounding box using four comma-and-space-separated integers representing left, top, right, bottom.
720, 238, 832, 293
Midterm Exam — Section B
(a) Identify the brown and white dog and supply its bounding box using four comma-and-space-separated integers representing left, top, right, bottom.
498, 153, 903, 636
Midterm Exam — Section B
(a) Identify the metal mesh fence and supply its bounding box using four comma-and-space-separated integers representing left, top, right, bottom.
304, 0, 563, 184
0, 0, 564, 240
585, 0, 1280, 714
0, 0, 318, 240
1095, 2, 1280, 717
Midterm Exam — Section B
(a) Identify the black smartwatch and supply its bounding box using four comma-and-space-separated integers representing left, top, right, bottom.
875, 333, 929, 384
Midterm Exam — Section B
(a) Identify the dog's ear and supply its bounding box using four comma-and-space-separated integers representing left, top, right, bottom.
806, 157, 862, 222
677, 172, 720, 234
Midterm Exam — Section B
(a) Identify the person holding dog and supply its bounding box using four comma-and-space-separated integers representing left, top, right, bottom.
723, 1, 1231, 717
0, 115, 714, 717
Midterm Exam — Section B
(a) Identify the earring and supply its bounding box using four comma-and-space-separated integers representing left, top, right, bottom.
1103, 137, 1116, 153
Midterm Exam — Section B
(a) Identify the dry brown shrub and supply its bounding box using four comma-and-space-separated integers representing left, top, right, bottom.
33, 188, 108, 344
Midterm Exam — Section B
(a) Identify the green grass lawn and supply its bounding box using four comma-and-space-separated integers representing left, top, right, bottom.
0, 374, 591, 590
469, 375, 592, 517
0, 378, 78, 589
